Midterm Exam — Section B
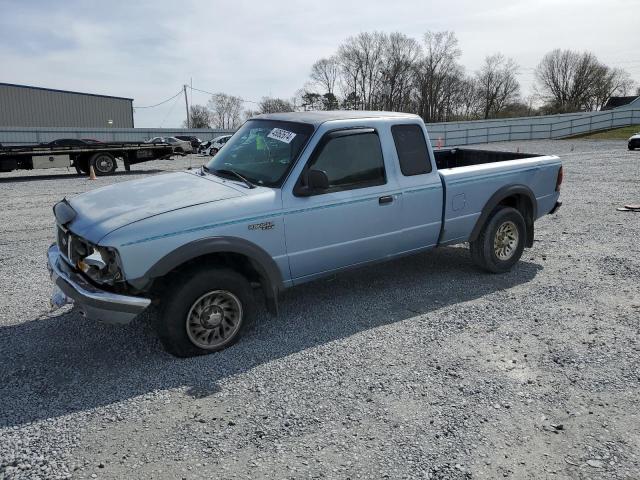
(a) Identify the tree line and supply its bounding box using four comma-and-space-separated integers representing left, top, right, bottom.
185, 30, 636, 128
184, 95, 296, 129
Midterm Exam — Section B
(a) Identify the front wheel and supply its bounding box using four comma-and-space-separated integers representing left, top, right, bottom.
470, 207, 526, 273
156, 268, 255, 357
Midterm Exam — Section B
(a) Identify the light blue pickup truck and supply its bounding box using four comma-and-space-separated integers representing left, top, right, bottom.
48, 111, 562, 356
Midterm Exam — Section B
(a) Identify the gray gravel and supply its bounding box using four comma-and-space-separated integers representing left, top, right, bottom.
1, 142, 639, 479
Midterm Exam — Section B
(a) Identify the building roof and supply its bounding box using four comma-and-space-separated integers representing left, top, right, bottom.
0, 82, 133, 101
601, 96, 639, 110
254, 110, 420, 126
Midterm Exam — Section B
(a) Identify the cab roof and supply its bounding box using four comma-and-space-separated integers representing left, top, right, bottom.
253, 110, 421, 127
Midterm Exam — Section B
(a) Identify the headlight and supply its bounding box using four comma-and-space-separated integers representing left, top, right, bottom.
78, 246, 123, 285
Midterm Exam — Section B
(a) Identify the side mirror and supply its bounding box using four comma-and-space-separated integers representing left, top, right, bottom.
308, 169, 329, 190
295, 169, 329, 196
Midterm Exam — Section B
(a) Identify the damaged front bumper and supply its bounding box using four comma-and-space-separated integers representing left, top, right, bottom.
47, 244, 150, 325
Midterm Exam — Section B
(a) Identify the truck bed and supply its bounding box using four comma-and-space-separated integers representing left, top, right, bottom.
434, 147, 541, 170
436, 152, 562, 245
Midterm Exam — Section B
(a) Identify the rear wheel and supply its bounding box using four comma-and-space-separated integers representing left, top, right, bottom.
156, 268, 255, 357
470, 207, 526, 273
90, 152, 117, 175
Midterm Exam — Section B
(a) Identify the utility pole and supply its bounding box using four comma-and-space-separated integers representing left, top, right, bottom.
183, 84, 190, 129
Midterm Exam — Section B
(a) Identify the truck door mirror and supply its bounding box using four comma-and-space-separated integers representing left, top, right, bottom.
295, 169, 329, 196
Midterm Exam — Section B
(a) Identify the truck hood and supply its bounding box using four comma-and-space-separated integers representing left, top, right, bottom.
67, 171, 244, 242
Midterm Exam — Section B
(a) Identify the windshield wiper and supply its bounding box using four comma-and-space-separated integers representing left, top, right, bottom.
212, 169, 256, 189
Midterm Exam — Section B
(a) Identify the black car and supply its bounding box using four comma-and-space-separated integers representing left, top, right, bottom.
175, 135, 201, 149
43, 138, 103, 147
628, 133, 640, 150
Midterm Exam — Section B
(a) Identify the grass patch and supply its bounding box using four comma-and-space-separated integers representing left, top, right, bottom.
571, 124, 640, 140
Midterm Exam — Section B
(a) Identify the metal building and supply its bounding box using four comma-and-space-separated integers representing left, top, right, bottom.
0, 82, 134, 128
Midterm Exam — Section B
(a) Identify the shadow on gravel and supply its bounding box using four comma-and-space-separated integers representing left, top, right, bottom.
0, 246, 541, 427
0, 170, 164, 183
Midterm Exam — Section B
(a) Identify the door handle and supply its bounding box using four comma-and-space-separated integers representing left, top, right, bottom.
378, 195, 393, 205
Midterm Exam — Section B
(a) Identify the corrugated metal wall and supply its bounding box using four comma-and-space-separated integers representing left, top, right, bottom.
0, 83, 133, 128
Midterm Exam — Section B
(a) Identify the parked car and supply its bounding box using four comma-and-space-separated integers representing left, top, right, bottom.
197, 140, 211, 154
628, 132, 640, 150
48, 111, 562, 357
203, 134, 232, 155
145, 136, 193, 155
175, 135, 202, 150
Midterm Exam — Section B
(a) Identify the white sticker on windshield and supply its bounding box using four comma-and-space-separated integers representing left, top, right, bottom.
267, 128, 297, 144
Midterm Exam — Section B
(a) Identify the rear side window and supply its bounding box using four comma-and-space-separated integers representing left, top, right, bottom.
391, 124, 432, 176
309, 132, 386, 191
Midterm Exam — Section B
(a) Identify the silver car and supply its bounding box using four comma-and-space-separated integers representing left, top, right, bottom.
146, 136, 193, 155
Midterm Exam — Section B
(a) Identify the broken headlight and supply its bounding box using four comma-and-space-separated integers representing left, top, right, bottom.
77, 245, 123, 285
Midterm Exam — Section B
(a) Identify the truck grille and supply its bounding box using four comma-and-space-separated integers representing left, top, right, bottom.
57, 225, 88, 265
57, 225, 71, 261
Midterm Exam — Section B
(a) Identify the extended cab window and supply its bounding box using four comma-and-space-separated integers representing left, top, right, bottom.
391, 124, 432, 176
307, 131, 386, 191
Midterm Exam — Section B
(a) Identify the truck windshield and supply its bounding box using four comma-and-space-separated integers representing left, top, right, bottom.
205, 120, 314, 187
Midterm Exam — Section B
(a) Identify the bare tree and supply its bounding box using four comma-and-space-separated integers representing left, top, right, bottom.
182, 105, 210, 128
535, 49, 602, 113
446, 76, 481, 120
588, 66, 635, 110
413, 31, 463, 122
380, 32, 421, 111
257, 97, 294, 114
476, 54, 520, 119
337, 32, 387, 110
310, 57, 340, 95
207, 93, 243, 129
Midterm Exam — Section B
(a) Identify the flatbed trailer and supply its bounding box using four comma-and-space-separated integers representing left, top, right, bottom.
0, 142, 175, 176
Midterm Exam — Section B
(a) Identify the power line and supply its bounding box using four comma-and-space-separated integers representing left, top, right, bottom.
159, 93, 183, 128
187, 85, 260, 105
134, 89, 184, 109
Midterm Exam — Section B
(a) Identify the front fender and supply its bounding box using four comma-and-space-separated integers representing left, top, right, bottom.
140, 236, 284, 292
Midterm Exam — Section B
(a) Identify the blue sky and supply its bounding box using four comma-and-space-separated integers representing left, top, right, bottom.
1, 0, 637, 127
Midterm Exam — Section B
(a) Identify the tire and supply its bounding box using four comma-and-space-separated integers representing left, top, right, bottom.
469, 207, 526, 273
156, 268, 255, 357
89, 153, 117, 175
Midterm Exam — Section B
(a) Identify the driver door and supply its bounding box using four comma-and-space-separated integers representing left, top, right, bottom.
283, 128, 401, 283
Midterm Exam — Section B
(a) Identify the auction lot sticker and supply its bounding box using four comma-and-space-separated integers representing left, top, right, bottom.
267, 128, 297, 144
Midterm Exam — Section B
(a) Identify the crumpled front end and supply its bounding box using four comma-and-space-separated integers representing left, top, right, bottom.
47, 243, 150, 325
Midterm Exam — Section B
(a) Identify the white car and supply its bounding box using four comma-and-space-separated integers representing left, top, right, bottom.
146, 137, 193, 155
628, 133, 640, 150
203, 134, 232, 156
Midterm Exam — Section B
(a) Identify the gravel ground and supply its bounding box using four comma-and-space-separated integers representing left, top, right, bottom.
1, 141, 639, 479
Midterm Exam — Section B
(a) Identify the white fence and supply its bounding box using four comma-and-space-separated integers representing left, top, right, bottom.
426, 106, 640, 147
1, 102, 639, 147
